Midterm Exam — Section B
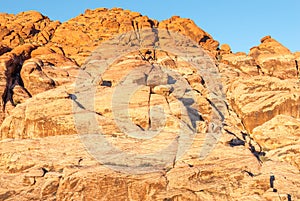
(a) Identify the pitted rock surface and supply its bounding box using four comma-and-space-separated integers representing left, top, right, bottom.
0, 8, 299, 201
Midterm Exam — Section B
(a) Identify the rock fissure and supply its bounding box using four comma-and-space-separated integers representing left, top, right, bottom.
0, 8, 300, 200
2, 62, 32, 111
296, 60, 299, 79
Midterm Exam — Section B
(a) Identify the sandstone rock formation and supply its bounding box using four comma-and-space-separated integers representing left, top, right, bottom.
0, 11, 60, 47
227, 76, 300, 132
158, 16, 219, 53
249, 35, 298, 79
252, 115, 300, 169
0, 8, 299, 201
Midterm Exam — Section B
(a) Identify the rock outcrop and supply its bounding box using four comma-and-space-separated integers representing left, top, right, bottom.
249, 35, 298, 79
49, 8, 218, 65
0, 11, 60, 47
0, 8, 299, 201
252, 115, 300, 169
227, 76, 300, 132
159, 16, 219, 53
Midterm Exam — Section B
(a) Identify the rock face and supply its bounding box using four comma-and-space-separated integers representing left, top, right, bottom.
227, 76, 300, 132
20, 53, 78, 95
158, 16, 219, 53
49, 8, 218, 65
0, 8, 300, 201
252, 115, 300, 169
249, 35, 298, 79
0, 11, 60, 47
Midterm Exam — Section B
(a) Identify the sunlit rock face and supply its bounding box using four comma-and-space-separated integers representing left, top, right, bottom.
0, 8, 299, 201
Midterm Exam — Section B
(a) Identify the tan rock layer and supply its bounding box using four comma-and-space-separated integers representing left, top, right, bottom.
0, 134, 299, 200
0, 7, 300, 201
227, 76, 300, 132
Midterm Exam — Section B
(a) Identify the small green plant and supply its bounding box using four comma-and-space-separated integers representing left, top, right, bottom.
19, 36, 25, 45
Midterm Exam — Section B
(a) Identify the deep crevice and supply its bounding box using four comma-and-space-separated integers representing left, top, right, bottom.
296, 60, 299, 78
2, 62, 32, 111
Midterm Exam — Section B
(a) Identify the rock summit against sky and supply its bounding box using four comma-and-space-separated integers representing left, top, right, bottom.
0, 8, 299, 201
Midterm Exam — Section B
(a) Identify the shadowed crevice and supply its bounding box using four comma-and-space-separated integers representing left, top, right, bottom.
2, 63, 32, 111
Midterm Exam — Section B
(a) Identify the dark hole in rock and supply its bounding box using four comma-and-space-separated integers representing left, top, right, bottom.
101, 80, 112, 87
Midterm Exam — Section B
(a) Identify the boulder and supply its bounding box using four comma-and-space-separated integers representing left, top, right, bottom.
220, 43, 231, 54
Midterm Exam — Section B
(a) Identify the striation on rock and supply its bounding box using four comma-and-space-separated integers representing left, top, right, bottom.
227, 76, 300, 132
0, 7, 299, 201
252, 115, 300, 169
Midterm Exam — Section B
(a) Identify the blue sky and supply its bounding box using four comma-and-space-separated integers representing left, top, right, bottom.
1, 0, 299, 53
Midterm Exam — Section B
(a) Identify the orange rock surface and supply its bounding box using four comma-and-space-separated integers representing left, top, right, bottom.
0, 8, 299, 201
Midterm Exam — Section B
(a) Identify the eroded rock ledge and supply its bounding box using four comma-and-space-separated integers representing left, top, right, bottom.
0, 8, 299, 201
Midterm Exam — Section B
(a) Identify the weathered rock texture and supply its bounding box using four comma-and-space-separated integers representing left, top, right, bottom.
0, 8, 299, 201
227, 76, 300, 132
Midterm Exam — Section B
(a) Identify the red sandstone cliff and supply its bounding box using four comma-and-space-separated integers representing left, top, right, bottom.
0, 8, 299, 201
